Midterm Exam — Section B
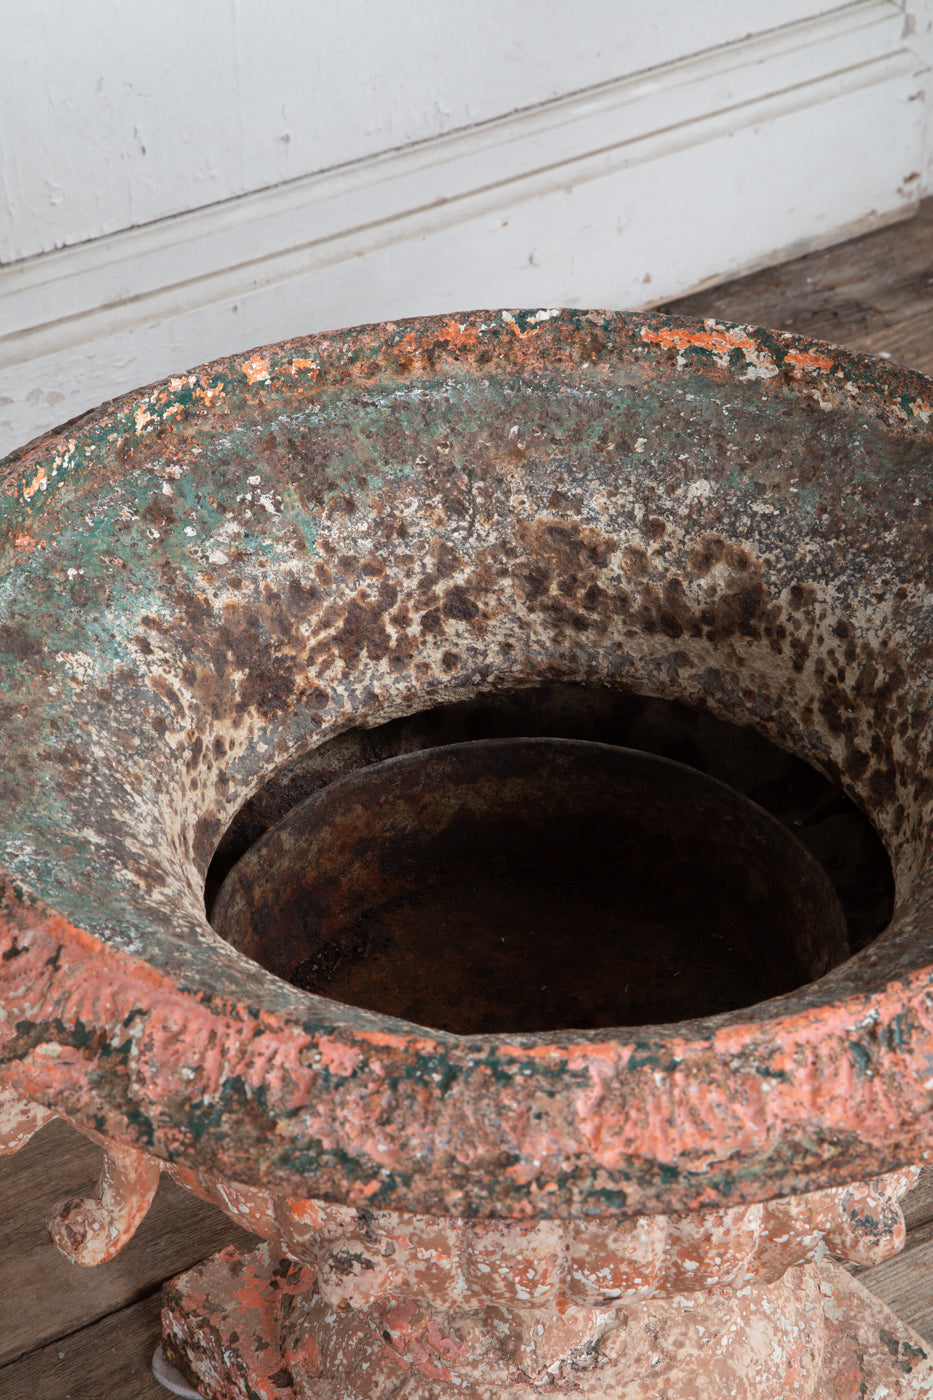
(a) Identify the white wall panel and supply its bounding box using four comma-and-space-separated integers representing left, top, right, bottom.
0, 1, 928, 457
1, 0, 849, 262
902, 0, 933, 186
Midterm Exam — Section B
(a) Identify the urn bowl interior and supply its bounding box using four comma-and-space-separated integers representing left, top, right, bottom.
212, 726, 857, 1035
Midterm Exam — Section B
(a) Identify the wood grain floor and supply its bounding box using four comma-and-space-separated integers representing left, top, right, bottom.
2, 200, 933, 1398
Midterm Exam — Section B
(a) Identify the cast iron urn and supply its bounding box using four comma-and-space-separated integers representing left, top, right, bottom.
1, 310, 933, 1397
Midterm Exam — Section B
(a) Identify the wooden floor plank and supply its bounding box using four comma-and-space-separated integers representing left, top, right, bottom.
663, 196, 933, 375
902, 1168, 933, 1233
0, 1294, 168, 1400
859, 1231, 933, 1348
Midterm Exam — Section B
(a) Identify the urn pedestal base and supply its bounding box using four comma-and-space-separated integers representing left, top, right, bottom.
162, 1240, 933, 1400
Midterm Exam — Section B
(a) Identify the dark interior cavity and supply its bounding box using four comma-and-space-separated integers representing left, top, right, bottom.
206, 685, 895, 942
207, 687, 893, 1035
211, 737, 850, 1034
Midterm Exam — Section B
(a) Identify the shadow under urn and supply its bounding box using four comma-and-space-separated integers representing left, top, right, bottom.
0, 309, 932, 1396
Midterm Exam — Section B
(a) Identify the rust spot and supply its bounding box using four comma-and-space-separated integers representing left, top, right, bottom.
0, 623, 40, 661
622, 546, 651, 579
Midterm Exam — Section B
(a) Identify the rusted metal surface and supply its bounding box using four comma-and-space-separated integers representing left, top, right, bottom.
212, 736, 848, 1033
160, 1174, 932, 1398
160, 1162, 921, 1306
204, 683, 895, 950
0, 310, 931, 1223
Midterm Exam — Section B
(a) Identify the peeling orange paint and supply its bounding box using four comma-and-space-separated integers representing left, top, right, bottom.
639, 321, 785, 380
436, 318, 482, 350
283, 1197, 324, 1227
241, 357, 271, 385
640, 324, 759, 356
356, 1029, 442, 1054
22, 467, 49, 500
347, 1178, 383, 1203
312, 1036, 358, 1075
392, 332, 419, 360
785, 349, 835, 371
194, 384, 225, 407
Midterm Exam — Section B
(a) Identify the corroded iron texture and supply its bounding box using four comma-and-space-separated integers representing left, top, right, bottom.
1, 312, 933, 1392
161, 1173, 931, 1399
211, 737, 848, 1032
0, 311, 932, 1220
160, 1164, 921, 1306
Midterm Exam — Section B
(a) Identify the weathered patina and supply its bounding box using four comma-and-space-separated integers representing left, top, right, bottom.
1, 310, 932, 1217
159, 1170, 925, 1398
1, 309, 932, 1394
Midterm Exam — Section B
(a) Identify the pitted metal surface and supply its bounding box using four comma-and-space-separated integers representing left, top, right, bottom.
211, 736, 849, 1034
0, 310, 932, 1218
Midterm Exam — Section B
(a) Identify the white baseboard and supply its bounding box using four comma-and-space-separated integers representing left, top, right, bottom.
0, 0, 926, 457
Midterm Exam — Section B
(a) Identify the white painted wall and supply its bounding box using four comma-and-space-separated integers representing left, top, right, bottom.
0, 0, 850, 263
901, 0, 933, 186
0, 1, 929, 457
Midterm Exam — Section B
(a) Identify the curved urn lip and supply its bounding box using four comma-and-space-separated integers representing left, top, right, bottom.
0, 307, 932, 1220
